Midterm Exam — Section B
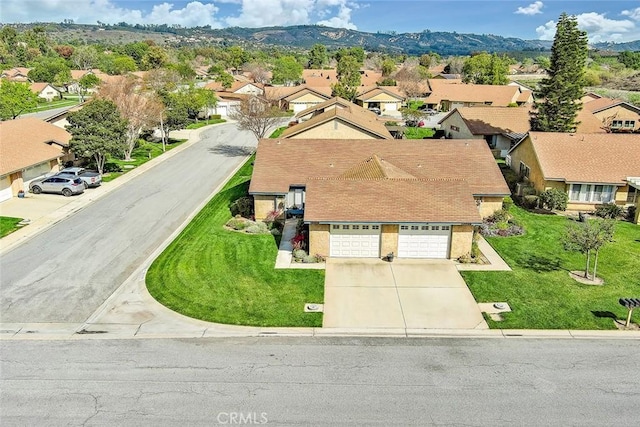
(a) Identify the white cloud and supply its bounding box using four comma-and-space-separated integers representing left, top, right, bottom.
1, 0, 222, 27
515, 1, 543, 16
536, 12, 638, 43
225, 0, 315, 27
621, 7, 640, 21
316, 0, 358, 30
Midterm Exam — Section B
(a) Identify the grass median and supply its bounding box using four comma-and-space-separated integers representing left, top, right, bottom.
146, 157, 324, 327
462, 206, 640, 330
0, 216, 23, 238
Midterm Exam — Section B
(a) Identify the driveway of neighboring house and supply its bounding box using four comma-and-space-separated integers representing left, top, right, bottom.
323, 258, 488, 330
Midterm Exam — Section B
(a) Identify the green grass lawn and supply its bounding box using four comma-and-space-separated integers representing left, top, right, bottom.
101, 139, 187, 182
146, 158, 325, 327
269, 126, 288, 138
185, 118, 226, 129
0, 216, 23, 238
26, 97, 80, 113
462, 207, 640, 330
405, 127, 435, 139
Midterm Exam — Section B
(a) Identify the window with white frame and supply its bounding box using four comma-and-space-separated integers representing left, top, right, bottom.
569, 184, 616, 203
372, 225, 380, 230
332, 224, 340, 230
519, 162, 530, 179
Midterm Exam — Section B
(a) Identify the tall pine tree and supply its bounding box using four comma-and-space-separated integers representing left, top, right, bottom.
530, 13, 588, 132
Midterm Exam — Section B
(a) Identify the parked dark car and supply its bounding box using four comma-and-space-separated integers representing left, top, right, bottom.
29, 176, 85, 197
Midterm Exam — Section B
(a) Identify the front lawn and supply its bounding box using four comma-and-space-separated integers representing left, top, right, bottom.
462, 207, 640, 329
404, 127, 435, 139
101, 139, 187, 182
185, 118, 226, 129
0, 216, 23, 238
146, 158, 325, 327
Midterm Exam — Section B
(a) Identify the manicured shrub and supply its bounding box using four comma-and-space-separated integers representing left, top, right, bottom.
226, 217, 248, 230
210, 114, 222, 119
488, 209, 511, 223
245, 223, 269, 234
230, 196, 254, 218
293, 249, 307, 260
523, 195, 540, 209
539, 188, 568, 211
594, 203, 623, 219
303, 255, 317, 263
626, 206, 637, 222
502, 169, 520, 192
502, 196, 514, 212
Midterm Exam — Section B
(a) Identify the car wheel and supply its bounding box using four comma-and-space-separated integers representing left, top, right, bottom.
83, 181, 88, 189
31, 186, 42, 194
62, 188, 72, 197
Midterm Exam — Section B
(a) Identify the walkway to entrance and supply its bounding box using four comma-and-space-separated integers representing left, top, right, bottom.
323, 258, 488, 330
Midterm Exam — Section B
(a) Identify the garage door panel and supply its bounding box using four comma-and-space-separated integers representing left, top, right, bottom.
398, 224, 451, 259
330, 224, 380, 258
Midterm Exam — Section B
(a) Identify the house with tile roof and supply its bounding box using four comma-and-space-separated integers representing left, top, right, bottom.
30, 82, 62, 101
424, 83, 533, 111
302, 69, 382, 88
281, 102, 392, 140
507, 132, 640, 219
264, 85, 332, 113
583, 96, 640, 133
250, 139, 510, 259
295, 97, 355, 121
0, 118, 69, 202
1, 67, 32, 82
438, 106, 606, 158
354, 86, 404, 116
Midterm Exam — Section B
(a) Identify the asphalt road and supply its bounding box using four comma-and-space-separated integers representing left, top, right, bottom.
1, 337, 638, 425
0, 123, 256, 323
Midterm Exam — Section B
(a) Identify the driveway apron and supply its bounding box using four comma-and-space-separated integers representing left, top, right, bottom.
323, 258, 488, 329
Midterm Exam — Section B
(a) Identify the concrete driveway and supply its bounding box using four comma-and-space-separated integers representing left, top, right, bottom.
323, 258, 487, 330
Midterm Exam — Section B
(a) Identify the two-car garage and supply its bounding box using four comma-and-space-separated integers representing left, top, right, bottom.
329, 223, 452, 259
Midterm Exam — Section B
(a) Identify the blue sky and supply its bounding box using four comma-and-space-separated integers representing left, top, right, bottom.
3, 1, 640, 43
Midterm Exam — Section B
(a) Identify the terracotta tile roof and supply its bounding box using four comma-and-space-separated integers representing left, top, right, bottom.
302, 69, 382, 87
444, 105, 605, 135
356, 87, 404, 101
0, 117, 67, 176
427, 83, 528, 106
249, 139, 509, 196
304, 178, 481, 224
295, 97, 354, 118
29, 82, 57, 94
583, 97, 640, 114
338, 155, 416, 179
280, 104, 392, 139
264, 84, 332, 101
520, 132, 640, 184
204, 80, 263, 93
283, 87, 330, 102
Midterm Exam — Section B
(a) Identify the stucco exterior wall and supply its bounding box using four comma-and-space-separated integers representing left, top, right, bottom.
289, 120, 378, 139
450, 225, 474, 260
380, 224, 398, 257
309, 223, 330, 257
476, 197, 504, 218
441, 113, 476, 139
253, 195, 276, 220
509, 137, 548, 192
592, 106, 640, 132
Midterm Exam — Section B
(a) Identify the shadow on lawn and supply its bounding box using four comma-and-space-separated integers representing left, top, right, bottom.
208, 145, 254, 157
518, 254, 562, 272
591, 311, 619, 320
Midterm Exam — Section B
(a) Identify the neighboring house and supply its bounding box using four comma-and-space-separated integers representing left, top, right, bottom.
205, 80, 264, 96
281, 103, 392, 140
295, 96, 356, 121
438, 106, 606, 157
354, 87, 404, 116
302, 69, 382, 87
583, 97, 640, 133
250, 139, 509, 259
0, 117, 69, 202
425, 83, 533, 111
30, 82, 62, 101
507, 132, 640, 219
264, 85, 331, 113
1, 67, 31, 82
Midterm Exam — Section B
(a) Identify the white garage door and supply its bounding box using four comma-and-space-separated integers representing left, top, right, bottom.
330, 224, 381, 258
0, 176, 13, 203
398, 224, 451, 259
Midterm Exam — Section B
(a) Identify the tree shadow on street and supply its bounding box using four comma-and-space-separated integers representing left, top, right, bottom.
208, 145, 254, 157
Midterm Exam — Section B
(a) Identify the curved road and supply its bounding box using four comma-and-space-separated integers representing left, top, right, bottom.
0, 124, 256, 323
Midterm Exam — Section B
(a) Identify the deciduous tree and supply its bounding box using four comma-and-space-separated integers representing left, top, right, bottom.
530, 13, 588, 132
77, 73, 100, 102
98, 76, 164, 160
271, 56, 303, 86
331, 55, 361, 101
462, 52, 509, 85
0, 80, 39, 120
229, 95, 287, 140
563, 219, 615, 281
67, 99, 127, 174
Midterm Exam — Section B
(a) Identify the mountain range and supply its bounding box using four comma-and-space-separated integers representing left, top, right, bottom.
37, 22, 640, 55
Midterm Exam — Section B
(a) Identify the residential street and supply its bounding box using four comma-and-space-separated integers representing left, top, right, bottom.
2, 337, 638, 425
0, 123, 256, 323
